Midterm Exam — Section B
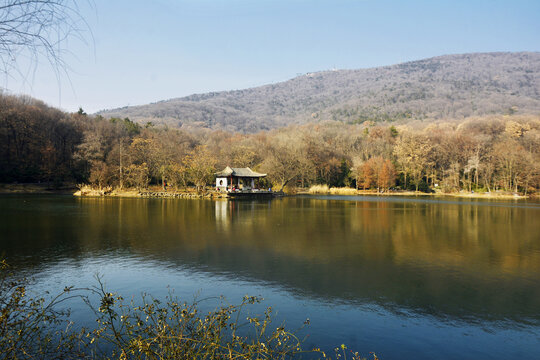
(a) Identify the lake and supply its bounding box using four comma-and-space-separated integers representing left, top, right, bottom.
1, 194, 539, 359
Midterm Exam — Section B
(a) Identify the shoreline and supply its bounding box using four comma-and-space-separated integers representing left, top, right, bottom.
0, 184, 535, 201
73, 186, 227, 199
72, 188, 535, 200
0, 183, 77, 195
298, 189, 531, 200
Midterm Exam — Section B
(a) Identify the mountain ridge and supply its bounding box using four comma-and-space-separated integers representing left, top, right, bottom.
97, 52, 540, 132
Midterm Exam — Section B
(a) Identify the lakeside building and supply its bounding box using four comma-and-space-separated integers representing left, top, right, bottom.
215, 167, 267, 192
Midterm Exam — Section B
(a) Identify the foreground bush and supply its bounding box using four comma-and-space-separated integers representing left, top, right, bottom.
0, 260, 88, 359
0, 261, 375, 359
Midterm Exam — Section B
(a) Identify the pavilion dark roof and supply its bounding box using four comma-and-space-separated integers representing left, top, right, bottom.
216, 166, 266, 178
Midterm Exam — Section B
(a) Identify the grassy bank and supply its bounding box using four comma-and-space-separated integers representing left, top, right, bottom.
74, 185, 227, 199
0, 183, 77, 194
305, 185, 530, 200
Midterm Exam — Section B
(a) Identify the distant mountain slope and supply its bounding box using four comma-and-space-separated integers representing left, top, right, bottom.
98, 52, 540, 132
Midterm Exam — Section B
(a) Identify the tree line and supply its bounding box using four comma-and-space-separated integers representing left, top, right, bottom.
1, 93, 539, 194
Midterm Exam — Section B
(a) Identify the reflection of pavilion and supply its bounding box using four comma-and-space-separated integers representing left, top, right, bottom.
214, 199, 272, 231
215, 167, 274, 198
214, 200, 243, 232
215, 200, 230, 228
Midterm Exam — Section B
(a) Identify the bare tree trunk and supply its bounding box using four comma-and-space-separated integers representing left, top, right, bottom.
119, 140, 123, 189
279, 180, 287, 192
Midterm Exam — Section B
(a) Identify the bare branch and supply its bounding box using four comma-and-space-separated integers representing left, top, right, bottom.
0, 0, 92, 86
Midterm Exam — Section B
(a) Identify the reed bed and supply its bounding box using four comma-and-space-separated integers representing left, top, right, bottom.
309, 185, 358, 195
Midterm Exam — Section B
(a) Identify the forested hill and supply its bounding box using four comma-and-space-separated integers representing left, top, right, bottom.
98, 52, 540, 133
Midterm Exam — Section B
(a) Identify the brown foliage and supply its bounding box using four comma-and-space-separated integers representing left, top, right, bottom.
1, 92, 539, 195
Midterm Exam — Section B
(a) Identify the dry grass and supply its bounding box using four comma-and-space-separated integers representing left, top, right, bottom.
74, 185, 112, 197
308, 184, 330, 194
309, 185, 358, 195
329, 187, 359, 195
0, 183, 75, 194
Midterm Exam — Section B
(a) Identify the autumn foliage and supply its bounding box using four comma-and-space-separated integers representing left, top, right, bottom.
1, 93, 539, 195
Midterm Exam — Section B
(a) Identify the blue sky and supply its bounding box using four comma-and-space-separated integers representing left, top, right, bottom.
2, 0, 539, 113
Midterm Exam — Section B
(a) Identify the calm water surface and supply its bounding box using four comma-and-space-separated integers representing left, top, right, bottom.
1, 194, 539, 359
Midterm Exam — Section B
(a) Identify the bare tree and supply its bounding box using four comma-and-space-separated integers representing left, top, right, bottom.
393, 132, 433, 191
0, 0, 90, 81
184, 145, 217, 193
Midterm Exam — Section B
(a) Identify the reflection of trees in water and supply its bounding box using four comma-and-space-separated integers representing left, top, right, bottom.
1, 196, 539, 322
385, 201, 540, 275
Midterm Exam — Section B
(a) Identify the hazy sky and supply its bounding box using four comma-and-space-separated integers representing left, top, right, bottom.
2, 0, 539, 113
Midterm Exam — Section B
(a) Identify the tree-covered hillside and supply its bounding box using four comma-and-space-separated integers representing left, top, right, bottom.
2, 91, 538, 195
98, 52, 540, 133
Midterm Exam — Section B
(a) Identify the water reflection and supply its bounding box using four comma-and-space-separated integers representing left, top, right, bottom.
1, 195, 539, 326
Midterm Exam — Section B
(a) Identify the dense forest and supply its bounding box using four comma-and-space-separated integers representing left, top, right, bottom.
98, 52, 540, 133
1, 92, 539, 195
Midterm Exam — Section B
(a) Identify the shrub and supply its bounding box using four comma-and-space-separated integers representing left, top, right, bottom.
0, 260, 88, 359
0, 261, 373, 359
